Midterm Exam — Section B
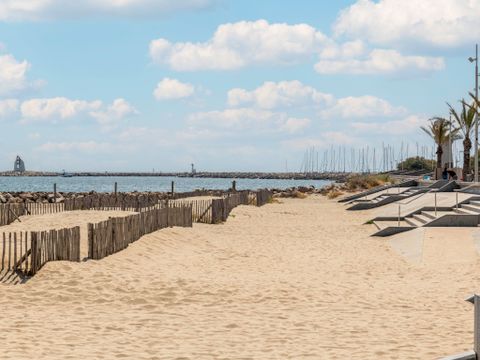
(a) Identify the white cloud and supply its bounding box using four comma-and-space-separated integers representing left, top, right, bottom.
20, 97, 102, 123
149, 19, 329, 71
319, 40, 366, 60
227, 80, 334, 109
0, 54, 42, 96
188, 108, 310, 134
153, 78, 194, 100
90, 98, 137, 125
227, 80, 405, 118
149, 18, 444, 75
37, 141, 113, 153
334, 0, 480, 49
320, 95, 407, 119
0, 0, 215, 21
315, 49, 445, 75
0, 99, 19, 117
19, 97, 136, 125
351, 115, 428, 135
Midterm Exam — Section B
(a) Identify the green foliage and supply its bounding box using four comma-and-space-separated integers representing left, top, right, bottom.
397, 156, 435, 171
421, 117, 460, 145
344, 174, 392, 191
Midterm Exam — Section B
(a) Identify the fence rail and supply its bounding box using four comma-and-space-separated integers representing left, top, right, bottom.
65, 193, 165, 211
88, 205, 192, 260
1, 226, 80, 278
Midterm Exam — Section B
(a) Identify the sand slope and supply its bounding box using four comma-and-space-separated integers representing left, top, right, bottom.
0, 196, 477, 359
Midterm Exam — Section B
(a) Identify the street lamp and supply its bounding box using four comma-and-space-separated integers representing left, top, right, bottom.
469, 44, 479, 182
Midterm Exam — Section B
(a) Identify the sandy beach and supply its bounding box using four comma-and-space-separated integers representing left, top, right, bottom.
0, 195, 478, 359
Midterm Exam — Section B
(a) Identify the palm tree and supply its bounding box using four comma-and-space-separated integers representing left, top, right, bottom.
421, 118, 459, 174
449, 99, 477, 180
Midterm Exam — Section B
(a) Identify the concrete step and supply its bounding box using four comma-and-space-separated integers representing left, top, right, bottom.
455, 208, 479, 215
462, 204, 480, 213
405, 217, 423, 227
422, 211, 453, 220
373, 220, 410, 230
412, 213, 431, 224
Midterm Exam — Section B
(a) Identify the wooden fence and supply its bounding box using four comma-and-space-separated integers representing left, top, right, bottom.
175, 191, 251, 224
65, 193, 165, 211
30, 227, 81, 276
88, 204, 192, 260
26, 202, 65, 215
0, 203, 25, 226
256, 189, 273, 206
211, 192, 250, 223
1, 226, 80, 277
177, 198, 213, 223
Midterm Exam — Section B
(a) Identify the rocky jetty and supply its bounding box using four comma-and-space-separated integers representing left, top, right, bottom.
0, 186, 337, 204
0, 171, 348, 181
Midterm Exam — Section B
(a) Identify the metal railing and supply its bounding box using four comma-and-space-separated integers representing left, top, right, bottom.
396, 189, 437, 227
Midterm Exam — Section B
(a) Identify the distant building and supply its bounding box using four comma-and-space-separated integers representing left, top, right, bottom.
14, 155, 25, 172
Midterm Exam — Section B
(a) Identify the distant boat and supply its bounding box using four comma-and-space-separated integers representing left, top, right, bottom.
61, 170, 73, 177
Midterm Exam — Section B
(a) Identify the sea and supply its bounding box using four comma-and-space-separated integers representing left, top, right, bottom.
0, 176, 333, 193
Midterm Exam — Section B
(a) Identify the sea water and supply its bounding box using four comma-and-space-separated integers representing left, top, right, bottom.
0, 176, 333, 193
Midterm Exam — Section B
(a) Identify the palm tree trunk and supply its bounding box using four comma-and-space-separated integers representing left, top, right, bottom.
436, 145, 443, 169
463, 137, 472, 180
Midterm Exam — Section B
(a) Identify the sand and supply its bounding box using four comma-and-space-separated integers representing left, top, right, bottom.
1, 210, 137, 259
0, 195, 478, 359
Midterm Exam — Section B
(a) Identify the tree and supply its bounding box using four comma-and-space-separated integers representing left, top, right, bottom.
449, 99, 476, 180
397, 157, 435, 171
421, 117, 459, 170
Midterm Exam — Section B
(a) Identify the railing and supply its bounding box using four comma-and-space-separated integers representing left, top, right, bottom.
396, 189, 437, 227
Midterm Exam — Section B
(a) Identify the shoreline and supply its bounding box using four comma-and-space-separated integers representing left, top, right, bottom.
0, 171, 348, 181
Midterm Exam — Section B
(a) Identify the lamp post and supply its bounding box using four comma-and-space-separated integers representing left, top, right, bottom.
469, 44, 479, 182
449, 113, 452, 168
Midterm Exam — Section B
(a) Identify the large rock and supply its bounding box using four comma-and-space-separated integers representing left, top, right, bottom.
297, 186, 310, 193
19, 192, 34, 200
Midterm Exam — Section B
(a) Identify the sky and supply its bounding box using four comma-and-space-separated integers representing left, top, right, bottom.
0, 0, 478, 172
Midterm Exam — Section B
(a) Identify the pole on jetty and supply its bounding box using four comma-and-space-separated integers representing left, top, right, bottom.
232, 180, 236, 192
114, 182, 118, 196
171, 181, 175, 196
53, 183, 57, 203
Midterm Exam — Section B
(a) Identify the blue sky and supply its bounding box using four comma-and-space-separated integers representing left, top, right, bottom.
0, 0, 477, 172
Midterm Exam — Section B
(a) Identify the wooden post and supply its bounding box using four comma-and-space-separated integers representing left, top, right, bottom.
171, 181, 175, 196
114, 182, 118, 196
53, 183, 57, 203
232, 180, 236, 192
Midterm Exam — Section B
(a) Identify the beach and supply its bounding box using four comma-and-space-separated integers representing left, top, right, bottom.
0, 194, 477, 359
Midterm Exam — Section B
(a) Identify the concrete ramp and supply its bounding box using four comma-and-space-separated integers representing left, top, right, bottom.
389, 228, 425, 265
388, 228, 480, 266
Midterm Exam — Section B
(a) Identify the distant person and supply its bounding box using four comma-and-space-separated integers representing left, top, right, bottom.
442, 166, 448, 180
447, 169, 457, 180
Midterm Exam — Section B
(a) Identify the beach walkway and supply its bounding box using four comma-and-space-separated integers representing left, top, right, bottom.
0, 195, 476, 359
